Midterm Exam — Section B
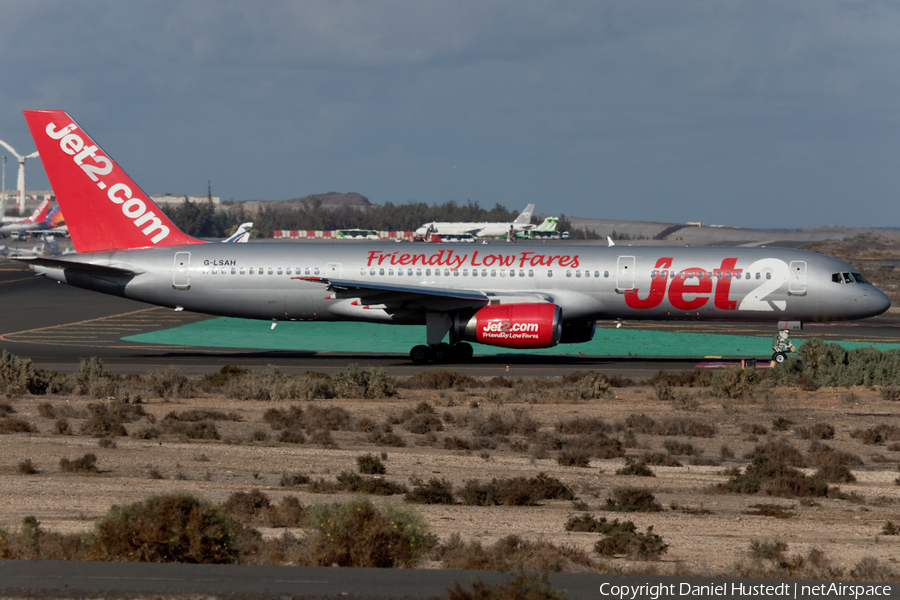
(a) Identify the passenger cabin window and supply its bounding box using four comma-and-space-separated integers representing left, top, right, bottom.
277, 268, 283, 275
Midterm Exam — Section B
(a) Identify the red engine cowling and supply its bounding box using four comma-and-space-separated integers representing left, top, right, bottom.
457, 303, 562, 349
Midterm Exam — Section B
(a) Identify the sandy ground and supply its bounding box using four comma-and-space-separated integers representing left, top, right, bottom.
1, 383, 899, 577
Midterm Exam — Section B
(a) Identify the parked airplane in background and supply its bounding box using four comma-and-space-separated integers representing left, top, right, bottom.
12, 110, 891, 364
1, 198, 50, 224
224, 222, 253, 243
415, 203, 536, 240
0, 199, 53, 237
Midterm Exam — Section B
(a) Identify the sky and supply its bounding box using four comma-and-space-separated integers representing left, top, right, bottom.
1, 0, 899, 229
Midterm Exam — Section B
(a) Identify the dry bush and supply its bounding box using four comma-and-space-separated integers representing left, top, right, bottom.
771, 417, 794, 431
564, 513, 607, 533
814, 465, 856, 483
59, 453, 99, 474
718, 454, 829, 499
435, 533, 594, 573
744, 440, 807, 468
307, 497, 436, 568
647, 369, 712, 388
621, 414, 715, 438
806, 441, 863, 467
0, 416, 36, 433
366, 425, 406, 447
356, 453, 386, 475
221, 490, 306, 528
159, 419, 220, 440
402, 412, 444, 434
201, 365, 248, 388
639, 452, 682, 467
17, 459, 39, 474
73, 356, 119, 398
302, 404, 353, 431
280, 472, 311, 487
164, 409, 241, 422
37, 402, 55, 418
309, 472, 407, 496
711, 366, 760, 399
616, 461, 655, 477
557, 451, 591, 467
796, 422, 835, 440
879, 386, 900, 401
80, 401, 147, 437
472, 410, 539, 437
559, 432, 625, 459
93, 493, 240, 563
332, 364, 395, 399
735, 540, 847, 580
278, 429, 305, 444
444, 436, 471, 450
0, 350, 53, 397
263, 405, 303, 430
591, 519, 668, 561
556, 416, 609, 435
144, 366, 194, 399
458, 473, 574, 506
0, 516, 92, 561
405, 478, 456, 505
54, 418, 72, 435
603, 487, 663, 512
742, 423, 768, 436
399, 370, 480, 390
850, 424, 900, 445
662, 440, 699, 456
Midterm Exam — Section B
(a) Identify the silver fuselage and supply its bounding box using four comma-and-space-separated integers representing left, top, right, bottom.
30, 242, 891, 329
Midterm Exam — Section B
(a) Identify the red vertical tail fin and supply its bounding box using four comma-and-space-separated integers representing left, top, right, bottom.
23, 110, 205, 253
24, 199, 51, 223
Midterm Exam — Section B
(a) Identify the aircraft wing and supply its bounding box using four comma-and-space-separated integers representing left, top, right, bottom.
295, 276, 553, 312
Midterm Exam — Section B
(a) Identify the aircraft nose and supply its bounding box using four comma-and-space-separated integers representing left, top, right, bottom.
858, 286, 891, 318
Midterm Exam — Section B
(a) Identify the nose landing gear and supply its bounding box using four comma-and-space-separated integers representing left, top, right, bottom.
772, 330, 796, 364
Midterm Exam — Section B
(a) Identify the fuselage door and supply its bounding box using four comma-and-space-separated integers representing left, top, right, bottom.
173, 252, 190, 290
616, 255, 636, 292
789, 261, 807, 296
326, 262, 341, 279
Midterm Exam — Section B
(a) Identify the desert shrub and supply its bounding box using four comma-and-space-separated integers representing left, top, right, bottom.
639, 452, 682, 467
458, 473, 574, 506
303, 405, 353, 431
332, 364, 395, 399
201, 365, 248, 388
435, 533, 593, 573
559, 432, 625, 459
647, 370, 712, 388
53, 418, 71, 435
445, 573, 566, 600
405, 478, 455, 505
881, 522, 900, 536
806, 441, 863, 467
224, 365, 334, 401
280, 472, 311, 487
556, 417, 609, 435
564, 513, 607, 533
400, 370, 479, 390
814, 465, 856, 483
73, 356, 119, 398
222, 489, 273, 524
719, 452, 829, 499
557, 371, 610, 400
848, 557, 897, 582
17, 459, 39, 474
592, 519, 668, 561
0, 350, 49, 397
621, 413, 715, 437
307, 497, 435, 567
357, 453, 386, 475
557, 451, 591, 468
36, 402, 55, 418
711, 366, 760, 399
796, 422, 835, 440
403, 413, 444, 434
472, 410, 539, 437
749, 539, 788, 561
603, 487, 663, 512
616, 461, 655, 477
850, 424, 900, 445
879, 386, 900, 401
771, 417, 794, 431
59, 453, 98, 473
164, 409, 241, 422
744, 440, 807, 468
791, 341, 900, 388
93, 493, 239, 563
742, 423, 768, 436
0, 416, 36, 433
311, 472, 407, 496
0, 516, 92, 561
444, 436, 471, 450
662, 440, 699, 456
263, 405, 304, 429
160, 419, 220, 440
144, 366, 193, 399
366, 425, 406, 447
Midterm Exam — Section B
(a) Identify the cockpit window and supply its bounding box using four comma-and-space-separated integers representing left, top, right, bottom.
833, 272, 870, 284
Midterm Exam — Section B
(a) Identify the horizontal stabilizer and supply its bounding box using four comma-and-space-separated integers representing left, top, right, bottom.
11, 255, 137, 276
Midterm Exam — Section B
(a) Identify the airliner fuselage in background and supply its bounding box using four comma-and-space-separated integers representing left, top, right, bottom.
13, 110, 891, 364
415, 204, 535, 239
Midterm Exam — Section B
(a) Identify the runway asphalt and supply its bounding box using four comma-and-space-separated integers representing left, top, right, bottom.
1, 258, 898, 377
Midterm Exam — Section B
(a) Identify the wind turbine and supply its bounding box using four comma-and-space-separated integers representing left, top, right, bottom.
0, 139, 40, 216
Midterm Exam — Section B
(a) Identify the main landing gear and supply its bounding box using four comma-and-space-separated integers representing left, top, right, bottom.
410, 342, 474, 365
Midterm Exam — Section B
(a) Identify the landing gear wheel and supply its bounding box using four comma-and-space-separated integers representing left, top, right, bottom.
454, 342, 474, 361
432, 343, 453, 363
410, 345, 431, 365
773, 352, 787, 364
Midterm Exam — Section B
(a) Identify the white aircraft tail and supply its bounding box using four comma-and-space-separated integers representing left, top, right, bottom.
513, 204, 535, 224
224, 222, 253, 243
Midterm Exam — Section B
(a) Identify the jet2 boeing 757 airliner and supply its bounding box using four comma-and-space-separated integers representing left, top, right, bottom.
13, 110, 891, 364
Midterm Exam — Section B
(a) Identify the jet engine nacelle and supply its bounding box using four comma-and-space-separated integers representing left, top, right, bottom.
457, 303, 561, 349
